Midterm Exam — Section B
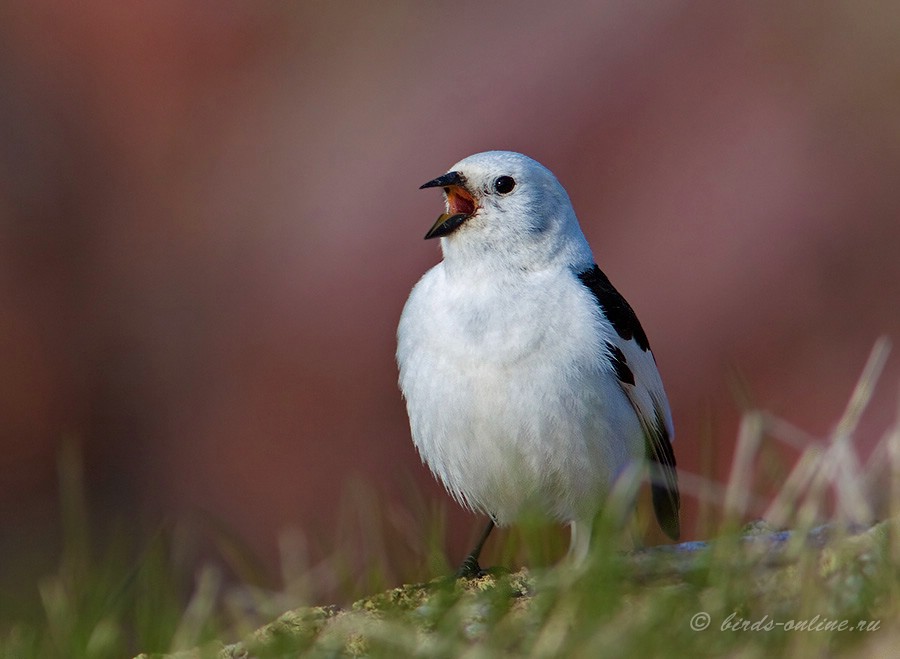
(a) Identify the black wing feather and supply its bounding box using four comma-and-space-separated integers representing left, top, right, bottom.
643, 401, 680, 540
577, 264, 680, 540
577, 265, 650, 351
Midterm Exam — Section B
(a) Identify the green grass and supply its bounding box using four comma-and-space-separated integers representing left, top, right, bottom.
2, 338, 898, 658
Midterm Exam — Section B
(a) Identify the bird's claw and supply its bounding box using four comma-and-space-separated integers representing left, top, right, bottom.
455, 555, 486, 579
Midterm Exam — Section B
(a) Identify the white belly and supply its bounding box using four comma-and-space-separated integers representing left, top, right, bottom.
397, 264, 644, 525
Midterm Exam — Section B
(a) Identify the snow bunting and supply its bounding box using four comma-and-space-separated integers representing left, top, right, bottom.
397, 151, 679, 574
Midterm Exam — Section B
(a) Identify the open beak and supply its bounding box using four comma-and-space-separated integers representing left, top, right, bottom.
419, 171, 466, 190
424, 212, 468, 240
420, 171, 477, 240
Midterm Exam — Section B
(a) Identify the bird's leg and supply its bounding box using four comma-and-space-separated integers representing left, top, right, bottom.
456, 519, 495, 578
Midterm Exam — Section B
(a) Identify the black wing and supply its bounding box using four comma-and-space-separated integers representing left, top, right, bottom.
577, 264, 680, 540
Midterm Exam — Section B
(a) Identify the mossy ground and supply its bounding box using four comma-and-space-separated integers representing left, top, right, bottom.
134, 518, 895, 658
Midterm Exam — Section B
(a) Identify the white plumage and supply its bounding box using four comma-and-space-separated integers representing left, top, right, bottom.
397, 151, 679, 570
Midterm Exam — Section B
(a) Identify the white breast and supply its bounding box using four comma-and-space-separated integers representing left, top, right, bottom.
397, 263, 645, 525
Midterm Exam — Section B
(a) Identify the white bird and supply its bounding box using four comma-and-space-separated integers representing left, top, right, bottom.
397, 151, 679, 575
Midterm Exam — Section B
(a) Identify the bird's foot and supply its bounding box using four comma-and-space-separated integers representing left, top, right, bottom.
455, 554, 486, 579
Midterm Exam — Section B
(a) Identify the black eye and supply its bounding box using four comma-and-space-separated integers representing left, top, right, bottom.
493, 175, 516, 194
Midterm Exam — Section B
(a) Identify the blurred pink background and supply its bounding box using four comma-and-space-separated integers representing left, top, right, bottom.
2, 0, 900, 600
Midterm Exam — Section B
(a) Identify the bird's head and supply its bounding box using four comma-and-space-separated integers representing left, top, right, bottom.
419, 151, 592, 271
